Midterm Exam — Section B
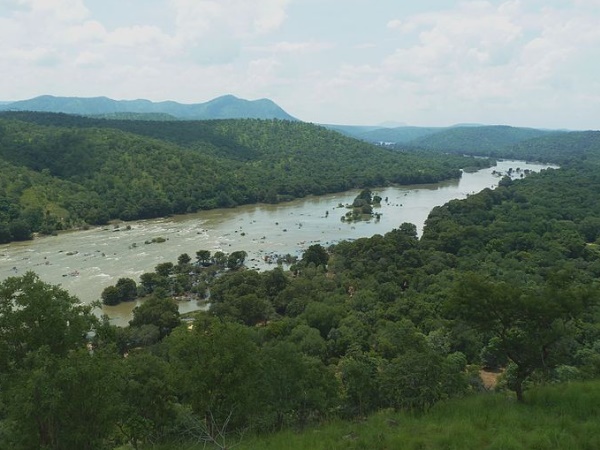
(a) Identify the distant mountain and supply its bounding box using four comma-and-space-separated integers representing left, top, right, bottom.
321, 124, 384, 138
377, 121, 407, 128
0, 94, 298, 121
322, 124, 442, 144
359, 126, 443, 144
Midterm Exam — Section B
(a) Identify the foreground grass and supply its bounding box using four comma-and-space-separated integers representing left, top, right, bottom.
152, 381, 600, 450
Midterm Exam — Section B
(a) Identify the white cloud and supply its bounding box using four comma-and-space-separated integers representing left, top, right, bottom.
323, 0, 600, 127
105, 25, 173, 47
8, 46, 61, 66
0, 0, 598, 128
17, 0, 89, 22
251, 40, 334, 54
170, 0, 289, 39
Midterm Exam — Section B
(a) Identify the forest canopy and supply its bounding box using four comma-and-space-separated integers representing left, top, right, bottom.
1, 117, 600, 448
0, 112, 491, 243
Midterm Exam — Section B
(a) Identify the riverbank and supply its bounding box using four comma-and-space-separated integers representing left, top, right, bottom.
0, 160, 555, 324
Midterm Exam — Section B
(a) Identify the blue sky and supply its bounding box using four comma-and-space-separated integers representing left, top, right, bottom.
1, 0, 599, 129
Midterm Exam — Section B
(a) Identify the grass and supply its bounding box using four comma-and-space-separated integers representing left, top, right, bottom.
149, 380, 600, 450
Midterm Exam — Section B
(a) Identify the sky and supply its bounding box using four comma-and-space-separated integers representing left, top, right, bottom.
1, 0, 599, 129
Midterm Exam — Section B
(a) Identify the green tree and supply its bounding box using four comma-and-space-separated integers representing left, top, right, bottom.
116, 352, 177, 449
195, 250, 212, 265
5, 348, 121, 450
166, 319, 263, 430
301, 244, 329, 267
116, 277, 138, 302
0, 272, 96, 371
227, 250, 248, 270
155, 261, 174, 277
177, 252, 192, 267
130, 296, 180, 338
101, 285, 121, 306
448, 273, 596, 401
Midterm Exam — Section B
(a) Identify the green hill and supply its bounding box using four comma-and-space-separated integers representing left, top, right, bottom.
323, 124, 443, 143
3, 117, 600, 448
412, 125, 557, 154
501, 130, 600, 164
0, 112, 485, 243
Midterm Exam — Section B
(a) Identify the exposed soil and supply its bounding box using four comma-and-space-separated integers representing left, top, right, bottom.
480, 369, 503, 390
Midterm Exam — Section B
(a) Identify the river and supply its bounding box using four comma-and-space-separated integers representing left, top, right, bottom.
0, 160, 554, 324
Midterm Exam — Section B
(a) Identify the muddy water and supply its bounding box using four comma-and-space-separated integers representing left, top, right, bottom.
0, 160, 554, 324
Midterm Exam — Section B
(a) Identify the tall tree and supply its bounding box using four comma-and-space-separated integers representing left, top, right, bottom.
447, 273, 597, 401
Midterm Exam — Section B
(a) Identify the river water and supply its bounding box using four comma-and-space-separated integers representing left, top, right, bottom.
0, 160, 553, 325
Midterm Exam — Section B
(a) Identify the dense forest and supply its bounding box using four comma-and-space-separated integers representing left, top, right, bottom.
1, 116, 600, 449
0, 112, 490, 244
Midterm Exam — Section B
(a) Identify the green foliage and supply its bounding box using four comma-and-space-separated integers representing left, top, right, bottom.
4, 348, 121, 450
0, 112, 486, 243
448, 273, 597, 400
301, 244, 329, 267
0, 272, 96, 371
412, 125, 555, 155
228, 380, 600, 450
102, 277, 138, 305
130, 296, 181, 338
4, 122, 600, 448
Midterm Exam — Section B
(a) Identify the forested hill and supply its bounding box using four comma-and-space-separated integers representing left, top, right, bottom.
410, 125, 558, 154
0, 112, 487, 243
501, 131, 600, 164
3, 118, 600, 448
411, 127, 600, 164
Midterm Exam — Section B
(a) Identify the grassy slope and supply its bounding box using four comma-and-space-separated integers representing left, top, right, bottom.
150, 380, 600, 450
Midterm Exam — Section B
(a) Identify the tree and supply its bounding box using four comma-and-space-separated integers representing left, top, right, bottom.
130, 296, 180, 338
338, 351, 382, 416
139, 272, 168, 295
447, 273, 595, 401
5, 348, 121, 450
0, 273, 114, 449
165, 320, 264, 430
101, 285, 121, 306
196, 250, 212, 266
116, 277, 138, 302
177, 252, 192, 267
227, 250, 247, 270
301, 244, 329, 267
0, 272, 96, 371
155, 262, 174, 277
116, 352, 177, 448
8, 220, 32, 241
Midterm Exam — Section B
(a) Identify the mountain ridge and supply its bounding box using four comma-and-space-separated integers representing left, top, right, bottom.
0, 94, 298, 121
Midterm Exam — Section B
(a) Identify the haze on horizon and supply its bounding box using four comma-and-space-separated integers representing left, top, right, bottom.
1, 0, 599, 130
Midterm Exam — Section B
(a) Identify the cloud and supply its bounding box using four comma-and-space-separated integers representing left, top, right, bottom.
250, 40, 334, 54
17, 0, 89, 22
331, 0, 600, 125
168, 0, 291, 64
170, 0, 289, 39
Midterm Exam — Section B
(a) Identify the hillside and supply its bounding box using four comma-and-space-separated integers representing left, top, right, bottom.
2, 121, 600, 448
501, 130, 600, 164
230, 381, 600, 450
0, 112, 486, 243
411, 125, 557, 154
324, 124, 443, 144
0, 94, 298, 121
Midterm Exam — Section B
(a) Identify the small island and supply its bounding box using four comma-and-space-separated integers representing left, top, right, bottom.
341, 188, 382, 222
